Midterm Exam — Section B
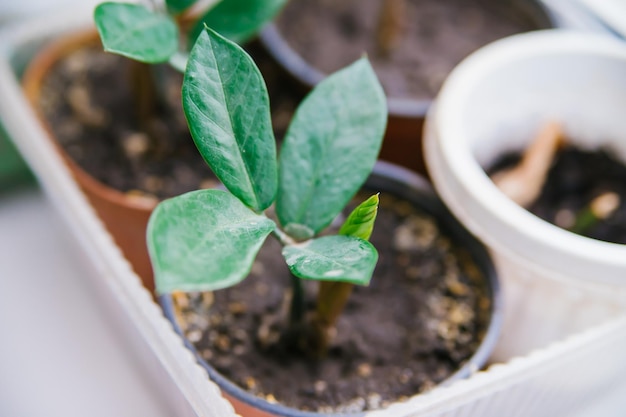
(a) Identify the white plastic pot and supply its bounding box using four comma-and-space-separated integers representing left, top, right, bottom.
425, 29, 626, 360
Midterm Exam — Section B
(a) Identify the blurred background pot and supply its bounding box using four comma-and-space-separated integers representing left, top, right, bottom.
259, 0, 556, 176
424, 29, 626, 361
22, 29, 158, 292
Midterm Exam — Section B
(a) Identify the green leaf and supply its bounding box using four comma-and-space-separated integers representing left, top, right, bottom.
190, 0, 287, 44
339, 194, 379, 240
166, 0, 197, 14
276, 58, 387, 239
148, 189, 276, 294
94, 2, 178, 63
282, 235, 378, 285
183, 27, 278, 212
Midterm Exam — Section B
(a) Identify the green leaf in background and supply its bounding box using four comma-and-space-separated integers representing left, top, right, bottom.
190, 0, 287, 44
183, 27, 277, 212
166, 0, 198, 14
148, 189, 276, 294
282, 235, 378, 285
276, 58, 387, 239
94, 2, 178, 63
339, 194, 379, 240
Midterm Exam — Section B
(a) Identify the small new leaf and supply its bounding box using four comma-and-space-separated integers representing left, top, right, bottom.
282, 235, 378, 285
183, 27, 277, 212
339, 194, 379, 240
277, 57, 387, 237
190, 0, 288, 44
148, 189, 276, 294
94, 2, 178, 63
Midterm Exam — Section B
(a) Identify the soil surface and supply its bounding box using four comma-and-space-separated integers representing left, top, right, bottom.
174, 190, 492, 413
37, 40, 303, 200
275, 0, 547, 100
489, 146, 626, 244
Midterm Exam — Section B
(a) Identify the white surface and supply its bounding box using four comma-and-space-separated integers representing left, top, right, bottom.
577, 0, 626, 37
0, 186, 173, 417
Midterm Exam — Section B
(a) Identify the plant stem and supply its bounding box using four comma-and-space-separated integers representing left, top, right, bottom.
307, 281, 354, 356
129, 60, 159, 131
377, 0, 406, 56
289, 273, 305, 326
492, 121, 563, 208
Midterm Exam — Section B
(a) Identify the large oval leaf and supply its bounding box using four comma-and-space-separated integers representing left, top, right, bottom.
190, 0, 288, 44
282, 235, 378, 285
183, 27, 277, 212
276, 58, 387, 239
94, 2, 178, 63
148, 189, 276, 294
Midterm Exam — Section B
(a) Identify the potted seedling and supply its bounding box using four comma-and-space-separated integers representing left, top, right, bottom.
150, 25, 500, 416
21, 0, 288, 290
259, 0, 555, 175
424, 30, 626, 361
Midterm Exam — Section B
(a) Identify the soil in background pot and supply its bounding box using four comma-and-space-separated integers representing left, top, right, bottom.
488, 145, 626, 244
36, 38, 303, 201
174, 190, 493, 413
275, 0, 548, 101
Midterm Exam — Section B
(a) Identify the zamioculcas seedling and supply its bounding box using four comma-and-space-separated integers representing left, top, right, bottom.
93, 0, 287, 155
94, 0, 288, 69
147, 26, 388, 354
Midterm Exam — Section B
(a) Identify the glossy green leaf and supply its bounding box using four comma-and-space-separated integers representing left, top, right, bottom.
190, 0, 287, 44
94, 2, 178, 63
166, 0, 197, 14
148, 189, 275, 294
282, 235, 378, 285
276, 58, 387, 239
339, 194, 379, 240
183, 27, 277, 212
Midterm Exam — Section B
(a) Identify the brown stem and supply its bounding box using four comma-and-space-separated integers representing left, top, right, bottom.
306, 281, 354, 357
377, 0, 407, 56
492, 121, 564, 208
129, 60, 159, 130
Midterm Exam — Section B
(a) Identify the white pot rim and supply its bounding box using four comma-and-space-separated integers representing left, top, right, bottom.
427, 29, 626, 287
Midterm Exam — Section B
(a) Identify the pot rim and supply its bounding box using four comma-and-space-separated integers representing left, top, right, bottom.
258, 0, 557, 119
425, 29, 626, 287
159, 160, 503, 417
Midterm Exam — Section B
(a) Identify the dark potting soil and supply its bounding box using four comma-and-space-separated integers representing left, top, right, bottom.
275, 0, 546, 100
37, 39, 303, 200
174, 192, 492, 413
489, 146, 626, 244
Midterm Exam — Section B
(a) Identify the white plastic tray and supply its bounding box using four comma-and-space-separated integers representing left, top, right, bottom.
2, 7, 626, 417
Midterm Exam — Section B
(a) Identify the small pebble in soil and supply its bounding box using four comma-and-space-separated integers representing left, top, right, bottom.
201, 349, 213, 360
186, 329, 202, 343
122, 132, 150, 159
228, 301, 247, 315
142, 176, 164, 194
357, 363, 373, 378
554, 208, 576, 229
245, 376, 258, 390
313, 380, 328, 395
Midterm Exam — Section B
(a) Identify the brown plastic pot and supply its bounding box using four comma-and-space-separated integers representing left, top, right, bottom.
258, 0, 557, 177
160, 161, 503, 417
22, 29, 158, 293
